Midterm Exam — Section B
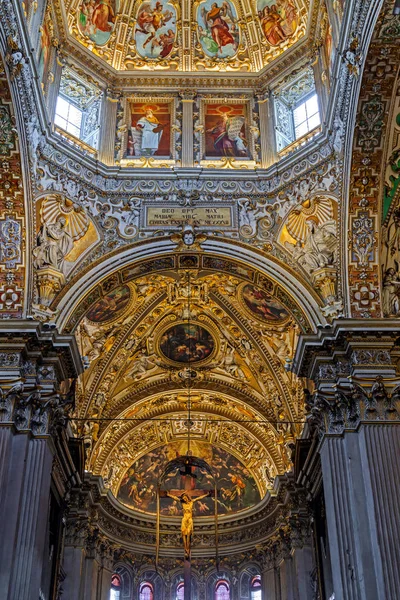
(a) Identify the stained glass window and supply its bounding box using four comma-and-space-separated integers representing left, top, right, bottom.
250, 576, 262, 600
215, 580, 230, 600
140, 582, 154, 600
176, 582, 184, 600
110, 574, 121, 600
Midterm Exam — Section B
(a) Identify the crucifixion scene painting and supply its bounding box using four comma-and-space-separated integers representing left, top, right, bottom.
117, 441, 260, 515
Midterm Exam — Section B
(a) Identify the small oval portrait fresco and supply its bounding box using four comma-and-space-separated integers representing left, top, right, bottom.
240, 283, 289, 322
159, 323, 215, 363
86, 285, 131, 323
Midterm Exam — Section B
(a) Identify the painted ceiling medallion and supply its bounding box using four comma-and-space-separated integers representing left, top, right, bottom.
85, 284, 134, 323
239, 283, 290, 323
77, 0, 120, 46
135, 0, 177, 60
158, 322, 216, 364
196, 0, 240, 60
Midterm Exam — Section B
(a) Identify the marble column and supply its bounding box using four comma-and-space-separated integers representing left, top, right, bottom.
257, 92, 278, 169
294, 320, 400, 600
180, 92, 195, 168
0, 322, 81, 600
98, 88, 119, 166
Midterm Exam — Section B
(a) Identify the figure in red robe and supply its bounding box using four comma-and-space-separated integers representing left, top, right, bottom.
205, 2, 237, 52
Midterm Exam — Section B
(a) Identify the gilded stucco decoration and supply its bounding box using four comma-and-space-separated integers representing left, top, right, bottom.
348, 0, 400, 317
32, 194, 100, 313
69, 264, 305, 514
0, 58, 26, 317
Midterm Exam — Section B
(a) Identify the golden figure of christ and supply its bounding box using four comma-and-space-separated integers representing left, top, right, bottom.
166, 490, 213, 558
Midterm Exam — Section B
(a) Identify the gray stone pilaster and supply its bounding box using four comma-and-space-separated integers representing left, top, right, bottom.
263, 566, 281, 600
295, 320, 400, 600
257, 93, 278, 168
180, 92, 195, 167
0, 321, 81, 600
98, 89, 119, 166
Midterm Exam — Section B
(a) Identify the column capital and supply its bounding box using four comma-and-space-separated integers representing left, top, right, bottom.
0, 320, 82, 435
294, 319, 400, 383
180, 90, 196, 102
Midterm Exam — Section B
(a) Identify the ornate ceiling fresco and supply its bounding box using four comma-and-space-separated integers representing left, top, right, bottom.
60, 0, 309, 73
72, 264, 306, 515
2, 0, 398, 563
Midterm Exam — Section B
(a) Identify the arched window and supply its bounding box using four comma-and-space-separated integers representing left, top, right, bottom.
250, 576, 262, 600
215, 580, 230, 600
110, 574, 121, 600
140, 582, 154, 600
176, 581, 184, 600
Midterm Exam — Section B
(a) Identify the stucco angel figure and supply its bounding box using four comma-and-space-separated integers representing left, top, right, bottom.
33, 216, 73, 274
286, 218, 337, 274
123, 350, 159, 381
166, 491, 212, 558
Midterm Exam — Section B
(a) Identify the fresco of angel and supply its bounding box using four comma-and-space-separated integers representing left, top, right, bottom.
197, 0, 240, 59
135, 0, 176, 59
257, 0, 298, 46
78, 0, 118, 46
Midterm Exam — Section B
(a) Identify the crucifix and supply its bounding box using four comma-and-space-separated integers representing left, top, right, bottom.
158, 456, 218, 600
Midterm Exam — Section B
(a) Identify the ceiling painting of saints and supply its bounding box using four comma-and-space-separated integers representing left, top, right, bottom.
135, 0, 177, 60
126, 102, 171, 158
205, 104, 248, 158
78, 0, 119, 46
240, 283, 290, 322
117, 442, 260, 516
86, 285, 131, 322
197, 0, 240, 59
159, 323, 215, 364
257, 0, 299, 46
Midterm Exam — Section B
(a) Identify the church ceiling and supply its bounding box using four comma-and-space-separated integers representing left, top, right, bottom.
73, 266, 305, 511
59, 0, 311, 74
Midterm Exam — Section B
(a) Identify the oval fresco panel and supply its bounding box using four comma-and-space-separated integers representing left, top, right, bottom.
78, 0, 119, 46
159, 323, 215, 363
197, 0, 240, 59
135, 0, 177, 60
117, 441, 260, 516
240, 284, 290, 322
257, 0, 299, 46
86, 285, 131, 323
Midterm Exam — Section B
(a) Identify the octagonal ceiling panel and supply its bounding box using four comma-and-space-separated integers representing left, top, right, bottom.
64, 0, 309, 72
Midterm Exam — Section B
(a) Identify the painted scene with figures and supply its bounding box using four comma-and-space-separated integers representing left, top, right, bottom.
257, 0, 298, 46
240, 283, 290, 322
197, 0, 240, 59
86, 285, 131, 322
159, 323, 215, 363
78, 0, 118, 45
135, 0, 177, 59
126, 101, 171, 157
205, 103, 248, 158
117, 441, 260, 515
